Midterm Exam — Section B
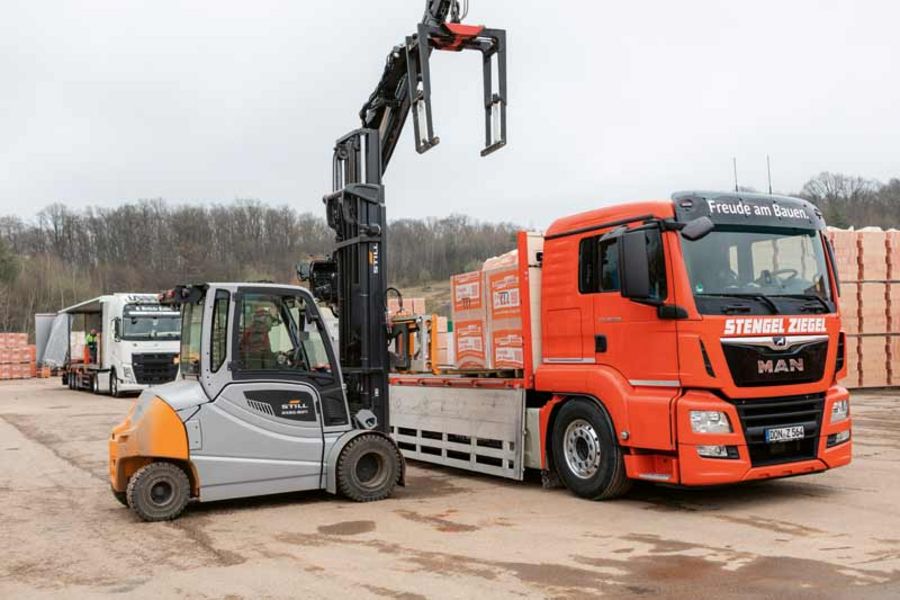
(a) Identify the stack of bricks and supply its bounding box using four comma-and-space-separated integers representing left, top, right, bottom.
827, 227, 899, 388
0, 333, 36, 380
387, 297, 426, 318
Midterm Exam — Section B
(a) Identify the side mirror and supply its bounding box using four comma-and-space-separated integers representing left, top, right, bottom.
680, 216, 714, 241
620, 230, 652, 300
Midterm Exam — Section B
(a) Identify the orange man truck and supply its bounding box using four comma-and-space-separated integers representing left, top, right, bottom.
389, 191, 851, 498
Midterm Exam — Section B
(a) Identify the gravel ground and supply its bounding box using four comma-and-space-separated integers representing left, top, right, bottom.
0, 379, 898, 599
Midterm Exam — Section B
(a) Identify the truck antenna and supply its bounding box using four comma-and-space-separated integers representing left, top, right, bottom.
732, 157, 739, 192
766, 154, 773, 195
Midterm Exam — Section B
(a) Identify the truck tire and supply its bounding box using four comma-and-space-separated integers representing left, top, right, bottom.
127, 462, 191, 522
92, 375, 102, 395
337, 434, 402, 502
551, 398, 632, 500
110, 369, 120, 398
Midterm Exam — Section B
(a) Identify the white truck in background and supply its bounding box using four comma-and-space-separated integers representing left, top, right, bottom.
60, 293, 181, 396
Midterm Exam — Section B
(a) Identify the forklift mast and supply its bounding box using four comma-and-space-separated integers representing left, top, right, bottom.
311, 0, 507, 431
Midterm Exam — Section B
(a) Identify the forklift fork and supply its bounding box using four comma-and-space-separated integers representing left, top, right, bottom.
406, 22, 507, 157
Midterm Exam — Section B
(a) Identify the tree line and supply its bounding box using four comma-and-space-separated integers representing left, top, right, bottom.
2, 170, 897, 336
800, 172, 900, 229
0, 201, 516, 336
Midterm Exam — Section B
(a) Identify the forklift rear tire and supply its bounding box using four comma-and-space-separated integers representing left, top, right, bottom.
111, 486, 128, 507
126, 462, 191, 522
337, 434, 402, 502
551, 398, 632, 500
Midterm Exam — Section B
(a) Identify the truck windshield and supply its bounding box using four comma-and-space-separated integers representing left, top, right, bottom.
681, 228, 833, 315
122, 313, 181, 340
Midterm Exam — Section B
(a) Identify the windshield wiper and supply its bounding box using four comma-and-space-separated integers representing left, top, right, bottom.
771, 294, 832, 313
697, 293, 779, 315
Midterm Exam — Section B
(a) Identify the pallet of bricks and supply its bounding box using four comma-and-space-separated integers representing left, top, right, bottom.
450, 250, 524, 372
0, 333, 36, 380
827, 227, 899, 388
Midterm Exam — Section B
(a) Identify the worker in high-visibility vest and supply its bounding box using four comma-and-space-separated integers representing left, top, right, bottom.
85, 329, 99, 364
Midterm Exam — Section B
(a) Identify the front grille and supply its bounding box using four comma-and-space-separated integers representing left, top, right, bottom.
722, 340, 827, 387
729, 393, 824, 467
132, 352, 179, 385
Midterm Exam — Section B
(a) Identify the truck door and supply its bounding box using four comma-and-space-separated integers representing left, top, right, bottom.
191, 288, 350, 501
580, 228, 679, 382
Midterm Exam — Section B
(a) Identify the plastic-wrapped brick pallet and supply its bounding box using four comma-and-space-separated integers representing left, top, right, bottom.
483, 250, 524, 370
451, 271, 488, 369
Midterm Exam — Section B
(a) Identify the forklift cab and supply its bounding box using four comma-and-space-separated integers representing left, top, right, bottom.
109, 283, 403, 522
179, 284, 350, 429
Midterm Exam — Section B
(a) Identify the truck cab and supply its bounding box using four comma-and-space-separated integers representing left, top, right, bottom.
536, 191, 851, 490
62, 293, 181, 396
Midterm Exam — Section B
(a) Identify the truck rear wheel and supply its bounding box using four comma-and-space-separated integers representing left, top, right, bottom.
126, 462, 191, 521
337, 434, 402, 502
551, 398, 632, 500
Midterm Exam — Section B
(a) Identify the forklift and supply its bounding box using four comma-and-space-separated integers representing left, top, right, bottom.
108, 0, 507, 521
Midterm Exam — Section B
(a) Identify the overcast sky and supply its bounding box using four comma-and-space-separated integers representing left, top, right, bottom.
1, 1, 898, 228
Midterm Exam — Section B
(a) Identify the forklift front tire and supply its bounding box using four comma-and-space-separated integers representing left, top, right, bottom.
126, 462, 191, 522
337, 434, 402, 502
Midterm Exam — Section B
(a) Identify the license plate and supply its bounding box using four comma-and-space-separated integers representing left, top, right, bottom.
765, 425, 805, 443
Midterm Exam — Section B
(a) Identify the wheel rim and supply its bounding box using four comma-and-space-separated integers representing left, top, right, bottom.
149, 480, 175, 507
355, 451, 388, 490
111, 375, 117, 396
563, 419, 602, 479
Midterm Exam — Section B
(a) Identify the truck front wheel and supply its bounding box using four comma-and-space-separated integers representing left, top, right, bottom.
551, 398, 632, 500
109, 369, 120, 398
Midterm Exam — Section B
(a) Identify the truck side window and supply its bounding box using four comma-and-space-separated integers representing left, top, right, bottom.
579, 237, 620, 293
210, 290, 229, 373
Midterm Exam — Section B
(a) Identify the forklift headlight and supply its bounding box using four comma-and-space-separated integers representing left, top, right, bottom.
830, 399, 849, 423
689, 410, 732, 434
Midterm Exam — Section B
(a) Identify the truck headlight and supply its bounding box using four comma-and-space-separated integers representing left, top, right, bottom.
122, 366, 135, 383
690, 410, 732, 434
830, 399, 849, 423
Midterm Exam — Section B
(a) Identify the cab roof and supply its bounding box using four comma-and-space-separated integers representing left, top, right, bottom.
545, 200, 673, 240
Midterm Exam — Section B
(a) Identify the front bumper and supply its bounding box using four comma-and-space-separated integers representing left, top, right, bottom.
673, 386, 851, 486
